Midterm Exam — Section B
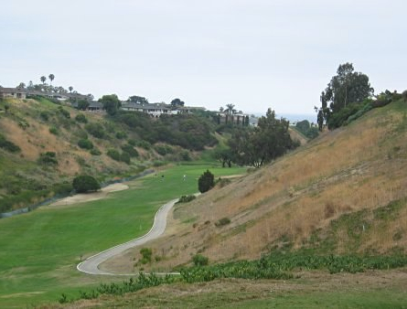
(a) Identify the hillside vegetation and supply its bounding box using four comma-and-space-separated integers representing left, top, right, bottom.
0, 97, 217, 213
107, 99, 407, 274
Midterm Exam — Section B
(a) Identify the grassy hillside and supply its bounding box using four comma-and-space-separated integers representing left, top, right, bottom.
111, 99, 407, 272
0, 97, 217, 213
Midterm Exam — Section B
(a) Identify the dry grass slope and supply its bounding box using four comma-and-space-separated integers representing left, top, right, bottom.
106, 100, 407, 273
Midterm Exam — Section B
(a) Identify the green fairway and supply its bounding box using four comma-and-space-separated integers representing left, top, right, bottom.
0, 163, 245, 308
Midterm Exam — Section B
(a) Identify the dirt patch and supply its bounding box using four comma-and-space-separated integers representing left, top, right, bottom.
47, 183, 129, 207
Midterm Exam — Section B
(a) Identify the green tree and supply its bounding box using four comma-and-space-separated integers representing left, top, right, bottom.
128, 95, 148, 105
49, 74, 55, 85
170, 98, 185, 108
319, 63, 373, 127
68, 86, 73, 93
99, 94, 121, 116
198, 170, 215, 193
72, 175, 100, 193
225, 104, 235, 114
77, 99, 90, 110
40, 76, 46, 84
229, 108, 295, 167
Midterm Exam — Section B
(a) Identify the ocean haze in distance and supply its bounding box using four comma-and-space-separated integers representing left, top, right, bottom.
1, 1, 406, 115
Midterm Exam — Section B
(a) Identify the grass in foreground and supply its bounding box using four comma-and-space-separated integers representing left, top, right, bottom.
0, 163, 245, 308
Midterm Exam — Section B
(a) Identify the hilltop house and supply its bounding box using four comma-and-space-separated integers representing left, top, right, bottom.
0, 87, 27, 99
120, 102, 205, 117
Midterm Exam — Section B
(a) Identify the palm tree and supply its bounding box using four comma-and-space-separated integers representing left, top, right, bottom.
40, 76, 46, 84
225, 104, 235, 114
68, 86, 73, 93
49, 74, 55, 85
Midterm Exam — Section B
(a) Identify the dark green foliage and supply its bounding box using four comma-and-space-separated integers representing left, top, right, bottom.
40, 111, 50, 121
180, 150, 191, 161
107, 149, 121, 161
140, 248, 152, 264
120, 151, 131, 164
229, 108, 296, 167
213, 146, 233, 167
318, 63, 374, 129
177, 195, 196, 204
85, 123, 105, 138
192, 254, 209, 266
99, 94, 121, 116
327, 103, 367, 129
75, 113, 88, 123
215, 217, 231, 227
136, 140, 151, 150
58, 107, 71, 119
121, 144, 139, 157
295, 120, 319, 139
77, 139, 94, 150
198, 170, 215, 193
90, 148, 102, 156
0, 134, 21, 153
114, 112, 217, 151
52, 182, 73, 195
49, 126, 58, 135
115, 131, 127, 139
77, 99, 90, 111
38, 152, 58, 165
154, 144, 174, 156
72, 175, 100, 193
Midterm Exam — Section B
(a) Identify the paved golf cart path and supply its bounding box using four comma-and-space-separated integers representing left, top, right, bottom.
77, 198, 179, 275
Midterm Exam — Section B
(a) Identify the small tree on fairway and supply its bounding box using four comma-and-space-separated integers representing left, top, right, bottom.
73, 175, 100, 193
198, 170, 215, 193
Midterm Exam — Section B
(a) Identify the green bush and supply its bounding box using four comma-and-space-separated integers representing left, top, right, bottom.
120, 151, 131, 164
72, 175, 100, 193
38, 152, 58, 165
116, 131, 127, 139
177, 195, 196, 204
121, 144, 139, 157
215, 217, 231, 227
154, 144, 174, 156
40, 111, 50, 121
136, 140, 151, 150
140, 248, 152, 264
0, 134, 21, 153
58, 107, 71, 119
198, 170, 215, 193
90, 148, 102, 156
49, 126, 58, 135
78, 139, 94, 150
107, 149, 121, 161
85, 123, 105, 139
192, 254, 209, 266
75, 114, 88, 123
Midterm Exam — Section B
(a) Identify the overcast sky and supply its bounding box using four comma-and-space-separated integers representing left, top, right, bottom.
1, 0, 406, 116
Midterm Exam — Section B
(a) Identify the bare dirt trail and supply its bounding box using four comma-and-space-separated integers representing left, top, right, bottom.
77, 198, 179, 275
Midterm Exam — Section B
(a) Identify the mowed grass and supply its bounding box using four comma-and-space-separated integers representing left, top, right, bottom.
0, 163, 245, 308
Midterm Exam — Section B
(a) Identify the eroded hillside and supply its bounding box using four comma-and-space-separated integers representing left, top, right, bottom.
105, 100, 407, 273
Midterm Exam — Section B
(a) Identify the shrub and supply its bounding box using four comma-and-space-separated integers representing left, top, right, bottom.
40, 111, 49, 121
140, 248, 152, 264
116, 131, 127, 139
90, 148, 101, 156
192, 254, 209, 266
154, 144, 174, 156
180, 150, 192, 161
38, 152, 58, 165
58, 107, 71, 119
72, 175, 100, 193
49, 126, 58, 135
215, 217, 231, 227
75, 114, 88, 123
136, 140, 151, 150
85, 123, 105, 139
120, 151, 131, 164
78, 139, 94, 150
198, 170, 215, 193
0, 134, 21, 153
177, 195, 196, 204
121, 144, 139, 157
107, 149, 121, 161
